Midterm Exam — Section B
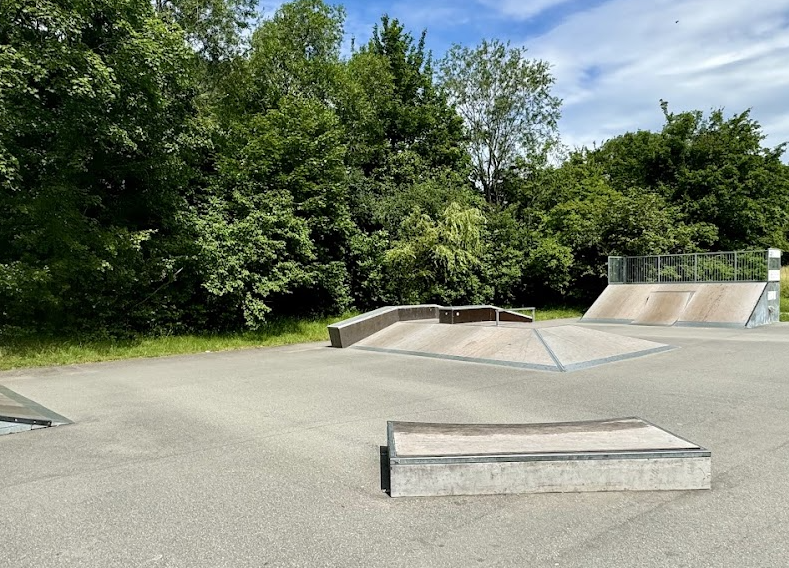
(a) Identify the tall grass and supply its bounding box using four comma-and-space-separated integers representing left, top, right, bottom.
781, 266, 789, 322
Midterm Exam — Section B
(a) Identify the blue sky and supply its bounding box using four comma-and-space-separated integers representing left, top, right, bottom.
261, 0, 789, 154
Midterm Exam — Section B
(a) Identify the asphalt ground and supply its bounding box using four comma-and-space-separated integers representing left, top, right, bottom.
1, 321, 788, 567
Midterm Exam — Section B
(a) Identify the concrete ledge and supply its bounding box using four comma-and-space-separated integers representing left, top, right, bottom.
386, 418, 710, 497
438, 305, 533, 324
328, 305, 441, 348
329, 304, 534, 348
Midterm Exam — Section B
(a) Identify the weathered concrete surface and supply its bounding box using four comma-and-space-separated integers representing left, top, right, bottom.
387, 419, 710, 496
354, 322, 672, 372
389, 457, 711, 497
328, 304, 440, 348
583, 282, 768, 327
391, 418, 699, 456
3, 323, 789, 567
632, 291, 694, 326
0, 385, 71, 429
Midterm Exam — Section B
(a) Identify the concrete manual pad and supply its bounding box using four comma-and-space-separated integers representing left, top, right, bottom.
354, 323, 673, 372
386, 418, 711, 497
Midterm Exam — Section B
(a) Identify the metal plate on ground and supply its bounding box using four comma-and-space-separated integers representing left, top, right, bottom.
386, 418, 710, 497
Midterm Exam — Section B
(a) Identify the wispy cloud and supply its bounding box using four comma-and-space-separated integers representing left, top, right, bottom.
522, 0, 789, 151
258, 0, 789, 155
476, 0, 575, 21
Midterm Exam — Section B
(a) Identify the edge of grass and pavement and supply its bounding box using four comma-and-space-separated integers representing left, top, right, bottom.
0, 313, 358, 372
0, 305, 587, 371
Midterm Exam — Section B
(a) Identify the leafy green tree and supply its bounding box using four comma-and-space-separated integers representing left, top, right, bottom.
195, 95, 354, 325
245, 0, 345, 110
154, 0, 257, 63
438, 39, 561, 204
0, 0, 199, 333
591, 103, 789, 251
344, 16, 465, 174
383, 202, 489, 305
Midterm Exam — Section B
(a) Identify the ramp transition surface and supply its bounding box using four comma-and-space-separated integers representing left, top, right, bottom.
354, 322, 673, 372
583, 282, 770, 327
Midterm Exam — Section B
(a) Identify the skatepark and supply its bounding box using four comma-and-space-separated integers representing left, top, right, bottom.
1, 250, 788, 566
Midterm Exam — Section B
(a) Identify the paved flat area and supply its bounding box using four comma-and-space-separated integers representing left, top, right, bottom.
2, 321, 789, 567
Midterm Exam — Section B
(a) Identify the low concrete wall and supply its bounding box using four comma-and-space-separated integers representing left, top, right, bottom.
328, 305, 440, 348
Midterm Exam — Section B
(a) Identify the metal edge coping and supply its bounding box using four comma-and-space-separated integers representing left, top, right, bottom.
389, 416, 655, 431
533, 329, 565, 372
387, 421, 397, 459
351, 345, 561, 372
330, 305, 442, 329
390, 448, 711, 466
387, 416, 709, 461
561, 344, 677, 372
0, 384, 72, 426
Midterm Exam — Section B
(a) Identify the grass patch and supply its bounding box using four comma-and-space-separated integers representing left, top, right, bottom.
534, 305, 586, 321
0, 305, 590, 371
781, 266, 789, 322
0, 313, 358, 371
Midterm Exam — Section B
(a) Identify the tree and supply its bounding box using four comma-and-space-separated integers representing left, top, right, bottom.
439, 39, 561, 204
343, 16, 465, 174
590, 103, 789, 251
154, 0, 257, 63
0, 0, 200, 334
383, 202, 489, 305
245, 0, 345, 110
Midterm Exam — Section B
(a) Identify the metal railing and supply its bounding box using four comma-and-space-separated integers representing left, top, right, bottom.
608, 250, 778, 284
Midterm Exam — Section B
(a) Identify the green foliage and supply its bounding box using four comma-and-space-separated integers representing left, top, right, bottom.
3, 0, 788, 341
0, 0, 199, 334
439, 39, 561, 204
154, 0, 257, 63
195, 97, 353, 326
591, 103, 789, 251
383, 202, 489, 305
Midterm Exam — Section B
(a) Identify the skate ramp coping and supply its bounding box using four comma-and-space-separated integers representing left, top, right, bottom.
384, 418, 711, 497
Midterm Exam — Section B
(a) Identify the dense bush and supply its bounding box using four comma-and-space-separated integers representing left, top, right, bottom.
2, 0, 787, 336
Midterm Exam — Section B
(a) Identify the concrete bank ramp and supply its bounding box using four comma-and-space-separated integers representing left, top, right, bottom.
583, 282, 771, 327
353, 322, 673, 372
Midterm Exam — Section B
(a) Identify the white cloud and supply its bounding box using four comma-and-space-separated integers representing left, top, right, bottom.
477, 0, 575, 21
522, 0, 789, 153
